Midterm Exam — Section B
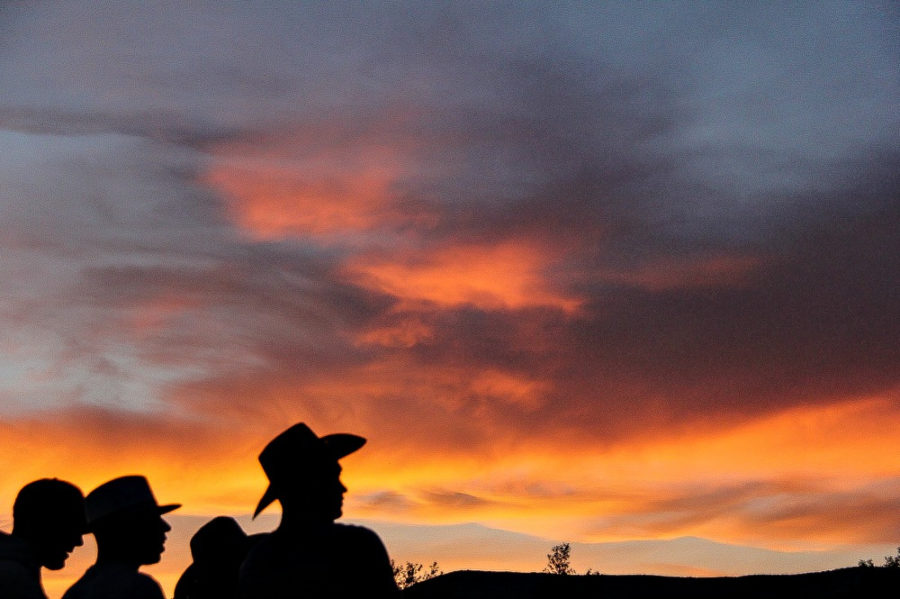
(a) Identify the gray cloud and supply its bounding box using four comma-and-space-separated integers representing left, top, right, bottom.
1, 2, 897, 436
422, 490, 495, 509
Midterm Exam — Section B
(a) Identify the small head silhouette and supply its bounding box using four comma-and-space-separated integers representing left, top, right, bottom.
175, 516, 253, 599
85, 475, 180, 565
190, 516, 248, 566
12, 478, 86, 570
253, 422, 365, 520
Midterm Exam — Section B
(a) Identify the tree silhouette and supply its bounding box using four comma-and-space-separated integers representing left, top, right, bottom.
544, 543, 575, 575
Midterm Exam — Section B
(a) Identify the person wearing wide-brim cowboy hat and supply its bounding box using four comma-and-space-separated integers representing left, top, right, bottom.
239, 422, 398, 598
62, 475, 179, 599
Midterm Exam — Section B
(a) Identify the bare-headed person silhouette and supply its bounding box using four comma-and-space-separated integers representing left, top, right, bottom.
0, 479, 85, 599
62, 476, 179, 599
238, 422, 399, 598
174, 516, 257, 599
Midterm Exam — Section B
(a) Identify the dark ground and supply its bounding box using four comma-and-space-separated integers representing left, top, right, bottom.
401, 567, 899, 598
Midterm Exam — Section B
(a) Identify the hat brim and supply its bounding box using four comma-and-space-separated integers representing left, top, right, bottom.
252, 433, 365, 518
252, 486, 279, 520
159, 503, 181, 515
322, 433, 367, 460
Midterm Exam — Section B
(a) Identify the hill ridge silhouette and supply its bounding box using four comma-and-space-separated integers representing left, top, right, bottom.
401, 566, 900, 598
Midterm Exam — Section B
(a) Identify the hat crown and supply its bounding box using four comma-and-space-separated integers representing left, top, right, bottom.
85, 475, 175, 526
258, 423, 330, 481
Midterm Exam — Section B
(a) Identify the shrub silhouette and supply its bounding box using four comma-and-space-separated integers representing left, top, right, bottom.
858, 546, 900, 568
391, 560, 442, 589
544, 543, 575, 575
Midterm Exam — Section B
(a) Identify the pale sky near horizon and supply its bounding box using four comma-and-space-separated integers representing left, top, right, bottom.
1, 2, 898, 596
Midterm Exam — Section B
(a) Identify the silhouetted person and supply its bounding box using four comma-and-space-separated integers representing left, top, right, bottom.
62, 475, 179, 599
174, 516, 254, 599
239, 422, 398, 598
0, 479, 86, 599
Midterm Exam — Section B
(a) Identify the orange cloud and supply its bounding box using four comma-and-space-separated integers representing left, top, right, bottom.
0, 410, 269, 515
14, 385, 894, 551
342, 392, 900, 548
125, 293, 204, 339
344, 241, 581, 311
201, 126, 585, 314
2, 392, 897, 598
354, 315, 435, 349
201, 121, 434, 239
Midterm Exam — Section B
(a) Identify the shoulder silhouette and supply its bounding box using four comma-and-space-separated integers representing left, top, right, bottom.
0, 478, 85, 599
238, 422, 399, 598
62, 475, 179, 599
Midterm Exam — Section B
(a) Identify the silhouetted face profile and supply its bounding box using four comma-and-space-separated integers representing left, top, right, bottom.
278, 461, 348, 523
12, 478, 86, 570
134, 511, 171, 565
36, 512, 85, 570
94, 509, 172, 565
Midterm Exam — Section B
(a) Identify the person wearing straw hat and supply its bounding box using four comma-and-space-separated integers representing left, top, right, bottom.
62, 475, 179, 599
239, 422, 398, 598
0, 478, 86, 599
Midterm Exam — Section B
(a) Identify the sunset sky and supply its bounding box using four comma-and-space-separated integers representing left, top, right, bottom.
1, 2, 898, 597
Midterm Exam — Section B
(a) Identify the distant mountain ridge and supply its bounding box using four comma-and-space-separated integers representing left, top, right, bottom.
352, 520, 892, 576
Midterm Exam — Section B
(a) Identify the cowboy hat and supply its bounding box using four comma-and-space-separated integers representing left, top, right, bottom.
253, 422, 365, 518
85, 475, 180, 530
